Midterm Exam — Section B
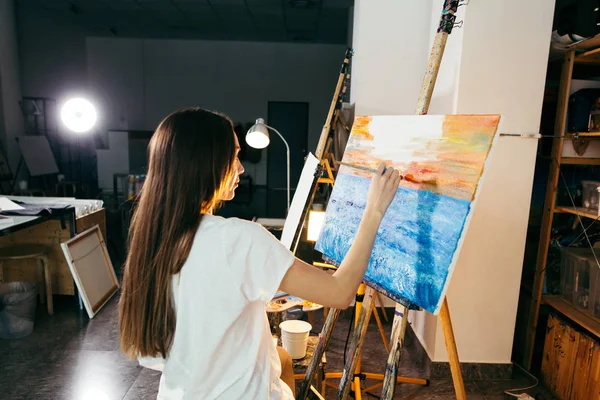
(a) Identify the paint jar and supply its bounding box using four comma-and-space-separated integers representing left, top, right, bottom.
581, 180, 600, 210
560, 247, 595, 309
574, 258, 591, 309
284, 306, 304, 321
127, 175, 135, 199
279, 320, 312, 359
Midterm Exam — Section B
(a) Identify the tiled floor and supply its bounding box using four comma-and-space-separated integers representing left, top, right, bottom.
0, 295, 556, 399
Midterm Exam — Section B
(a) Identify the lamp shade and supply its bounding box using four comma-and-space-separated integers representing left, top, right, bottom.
61, 98, 97, 133
246, 118, 270, 149
307, 210, 326, 242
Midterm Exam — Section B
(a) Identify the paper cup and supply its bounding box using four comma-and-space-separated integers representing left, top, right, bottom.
279, 320, 312, 359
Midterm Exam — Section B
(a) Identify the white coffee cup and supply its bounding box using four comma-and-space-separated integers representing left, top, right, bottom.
279, 320, 312, 359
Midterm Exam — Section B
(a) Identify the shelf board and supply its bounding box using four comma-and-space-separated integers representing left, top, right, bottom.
567, 132, 600, 138
554, 206, 599, 220
561, 157, 600, 165
574, 47, 600, 64
568, 33, 600, 51
543, 295, 600, 338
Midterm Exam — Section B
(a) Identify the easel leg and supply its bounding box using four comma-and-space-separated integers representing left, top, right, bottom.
381, 303, 409, 399
440, 298, 466, 400
306, 288, 426, 400
297, 308, 342, 400
370, 299, 389, 352
374, 292, 389, 322
338, 286, 375, 399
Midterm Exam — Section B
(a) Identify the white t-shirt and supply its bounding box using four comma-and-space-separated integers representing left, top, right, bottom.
138, 215, 295, 400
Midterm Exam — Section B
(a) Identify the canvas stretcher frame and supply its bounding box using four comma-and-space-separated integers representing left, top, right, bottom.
61, 225, 119, 318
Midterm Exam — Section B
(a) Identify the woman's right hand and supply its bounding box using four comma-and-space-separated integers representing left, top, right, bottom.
365, 162, 400, 220
280, 161, 402, 309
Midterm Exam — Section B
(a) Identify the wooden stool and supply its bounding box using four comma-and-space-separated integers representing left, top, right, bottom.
0, 245, 53, 315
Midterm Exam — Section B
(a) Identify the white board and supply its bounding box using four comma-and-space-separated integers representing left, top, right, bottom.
280, 152, 320, 249
61, 225, 119, 318
17, 136, 59, 176
96, 130, 129, 190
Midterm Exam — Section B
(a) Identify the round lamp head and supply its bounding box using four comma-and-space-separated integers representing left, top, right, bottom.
246, 118, 270, 149
61, 98, 97, 133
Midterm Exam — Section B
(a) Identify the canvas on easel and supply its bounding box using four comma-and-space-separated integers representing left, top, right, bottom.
61, 225, 119, 318
298, 2, 469, 399
316, 114, 499, 315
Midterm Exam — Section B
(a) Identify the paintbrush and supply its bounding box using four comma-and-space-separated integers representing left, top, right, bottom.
335, 161, 437, 185
336, 161, 382, 174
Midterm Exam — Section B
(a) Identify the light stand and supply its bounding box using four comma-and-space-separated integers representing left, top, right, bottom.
60, 97, 97, 188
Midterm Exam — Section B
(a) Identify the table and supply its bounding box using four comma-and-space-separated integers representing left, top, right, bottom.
0, 215, 45, 237
0, 204, 106, 295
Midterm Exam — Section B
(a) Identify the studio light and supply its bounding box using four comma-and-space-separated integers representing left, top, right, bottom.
246, 118, 290, 212
245, 118, 271, 149
61, 98, 97, 133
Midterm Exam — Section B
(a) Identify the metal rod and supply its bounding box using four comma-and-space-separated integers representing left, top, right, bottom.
498, 133, 541, 138
338, 286, 375, 399
264, 123, 291, 212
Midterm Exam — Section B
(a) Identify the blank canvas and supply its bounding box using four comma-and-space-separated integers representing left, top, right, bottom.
280, 152, 320, 250
61, 225, 119, 318
315, 114, 500, 314
17, 136, 59, 176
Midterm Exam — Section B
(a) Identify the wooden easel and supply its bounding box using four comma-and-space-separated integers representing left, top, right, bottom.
296, 1, 468, 399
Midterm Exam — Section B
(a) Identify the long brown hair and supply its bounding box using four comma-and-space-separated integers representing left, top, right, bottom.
119, 108, 236, 359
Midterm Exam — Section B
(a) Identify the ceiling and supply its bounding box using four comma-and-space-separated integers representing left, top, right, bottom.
16, 0, 353, 44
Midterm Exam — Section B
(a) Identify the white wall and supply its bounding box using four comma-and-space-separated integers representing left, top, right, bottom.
350, 0, 433, 115
86, 37, 346, 185
16, 5, 346, 186
352, 0, 555, 363
18, 6, 89, 109
0, 0, 23, 170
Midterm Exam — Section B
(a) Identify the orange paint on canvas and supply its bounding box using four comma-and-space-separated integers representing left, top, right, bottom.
339, 114, 499, 201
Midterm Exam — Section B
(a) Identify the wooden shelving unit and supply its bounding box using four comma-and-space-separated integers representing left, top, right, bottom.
522, 34, 600, 371
543, 296, 600, 338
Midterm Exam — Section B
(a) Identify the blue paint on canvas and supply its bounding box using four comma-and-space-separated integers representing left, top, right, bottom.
315, 173, 471, 314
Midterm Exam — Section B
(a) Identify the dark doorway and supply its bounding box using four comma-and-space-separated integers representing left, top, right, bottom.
267, 101, 309, 218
